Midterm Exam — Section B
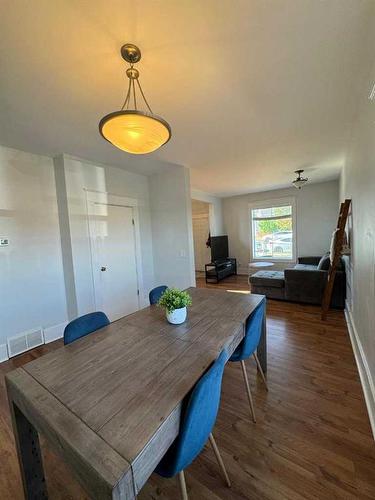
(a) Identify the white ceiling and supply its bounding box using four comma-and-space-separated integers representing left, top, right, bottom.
0, 0, 373, 196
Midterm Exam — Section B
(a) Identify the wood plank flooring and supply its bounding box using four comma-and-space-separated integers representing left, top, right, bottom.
1, 274, 374, 499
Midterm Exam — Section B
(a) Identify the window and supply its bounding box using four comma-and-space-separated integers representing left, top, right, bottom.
250, 201, 295, 261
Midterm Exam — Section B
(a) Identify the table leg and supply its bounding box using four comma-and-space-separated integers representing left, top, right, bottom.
256, 306, 267, 373
10, 402, 48, 499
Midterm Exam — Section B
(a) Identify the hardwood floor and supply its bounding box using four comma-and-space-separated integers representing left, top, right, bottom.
1, 275, 374, 499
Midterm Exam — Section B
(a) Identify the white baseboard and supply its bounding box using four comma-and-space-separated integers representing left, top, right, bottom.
44, 322, 67, 344
0, 344, 9, 363
345, 302, 375, 440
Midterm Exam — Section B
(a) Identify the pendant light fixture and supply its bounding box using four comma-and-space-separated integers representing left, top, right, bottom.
292, 169, 308, 189
99, 44, 171, 154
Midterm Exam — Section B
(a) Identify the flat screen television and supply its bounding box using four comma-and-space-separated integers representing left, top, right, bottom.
210, 235, 229, 262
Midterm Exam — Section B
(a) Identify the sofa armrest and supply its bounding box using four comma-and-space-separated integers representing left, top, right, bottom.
285, 269, 346, 307
297, 256, 321, 265
284, 268, 326, 304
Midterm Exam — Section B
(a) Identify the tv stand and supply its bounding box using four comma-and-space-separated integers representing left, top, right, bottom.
205, 258, 237, 283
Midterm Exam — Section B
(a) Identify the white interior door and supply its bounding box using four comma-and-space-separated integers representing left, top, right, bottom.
89, 203, 139, 321
192, 216, 211, 271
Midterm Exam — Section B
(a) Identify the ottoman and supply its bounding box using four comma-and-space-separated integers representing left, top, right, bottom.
250, 270, 285, 300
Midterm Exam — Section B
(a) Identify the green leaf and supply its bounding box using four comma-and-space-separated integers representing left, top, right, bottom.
157, 288, 192, 313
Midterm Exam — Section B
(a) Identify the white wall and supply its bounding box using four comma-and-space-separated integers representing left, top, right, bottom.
55, 155, 155, 313
0, 147, 197, 360
191, 189, 224, 236
340, 41, 375, 436
222, 180, 339, 274
150, 166, 195, 289
0, 146, 67, 354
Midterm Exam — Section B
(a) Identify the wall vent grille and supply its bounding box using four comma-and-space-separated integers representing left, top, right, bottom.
7, 328, 44, 358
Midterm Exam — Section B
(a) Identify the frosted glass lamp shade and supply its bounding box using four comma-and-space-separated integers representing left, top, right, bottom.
99, 110, 171, 154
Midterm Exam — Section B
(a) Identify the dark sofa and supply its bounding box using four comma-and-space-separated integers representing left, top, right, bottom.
250, 254, 346, 308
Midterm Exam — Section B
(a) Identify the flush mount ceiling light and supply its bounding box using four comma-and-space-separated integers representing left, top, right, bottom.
292, 169, 308, 189
99, 44, 171, 155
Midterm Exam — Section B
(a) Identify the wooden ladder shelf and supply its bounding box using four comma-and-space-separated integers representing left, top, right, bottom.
321, 199, 351, 320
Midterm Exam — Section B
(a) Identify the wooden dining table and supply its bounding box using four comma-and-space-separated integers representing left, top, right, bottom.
6, 287, 266, 499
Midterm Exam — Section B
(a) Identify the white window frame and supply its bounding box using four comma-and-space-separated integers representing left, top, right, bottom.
249, 197, 297, 263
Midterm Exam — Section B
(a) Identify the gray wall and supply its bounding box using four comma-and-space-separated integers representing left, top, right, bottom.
150, 166, 195, 289
223, 180, 339, 274
340, 27, 375, 435
0, 146, 67, 351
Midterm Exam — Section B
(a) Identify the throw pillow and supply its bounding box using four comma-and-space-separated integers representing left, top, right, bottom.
329, 229, 339, 263
317, 252, 330, 270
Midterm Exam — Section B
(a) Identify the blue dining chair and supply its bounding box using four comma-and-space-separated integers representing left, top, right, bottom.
155, 350, 231, 499
149, 285, 168, 305
230, 299, 268, 423
63, 312, 110, 345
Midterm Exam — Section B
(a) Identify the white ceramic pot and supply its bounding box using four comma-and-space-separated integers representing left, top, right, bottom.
166, 306, 187, 325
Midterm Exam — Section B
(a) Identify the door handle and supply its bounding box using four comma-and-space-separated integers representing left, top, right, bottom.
101, 266, 107, 272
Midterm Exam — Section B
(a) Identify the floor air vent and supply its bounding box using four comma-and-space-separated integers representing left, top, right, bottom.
7, 328, 44, 358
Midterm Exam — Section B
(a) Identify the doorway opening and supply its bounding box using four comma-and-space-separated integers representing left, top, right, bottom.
191, 199, 212, 277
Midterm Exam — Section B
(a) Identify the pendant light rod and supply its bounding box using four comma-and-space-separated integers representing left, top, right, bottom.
121, 78, 132, 110
135, 78, 153, 114
132, 76, 137, 110
120, 53, 154, 114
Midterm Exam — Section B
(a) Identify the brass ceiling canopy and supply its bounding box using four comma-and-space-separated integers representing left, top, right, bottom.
99, 44, 171, 155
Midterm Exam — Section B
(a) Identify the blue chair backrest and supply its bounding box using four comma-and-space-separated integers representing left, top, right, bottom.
64, 312, 110, 345
234, 300, 265, 361
149, 285, 168, 305
155, 350, 227, 478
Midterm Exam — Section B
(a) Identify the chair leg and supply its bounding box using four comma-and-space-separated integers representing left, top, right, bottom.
240, 360, 256, 422
209, 433, 231, 487
178, 470, 188, 500
253, 352, 269, 391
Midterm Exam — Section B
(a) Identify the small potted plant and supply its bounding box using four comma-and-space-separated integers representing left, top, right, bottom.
158, 288, 192, 325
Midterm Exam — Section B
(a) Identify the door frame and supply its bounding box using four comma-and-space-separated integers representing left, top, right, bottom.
84, 189, 144, 312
